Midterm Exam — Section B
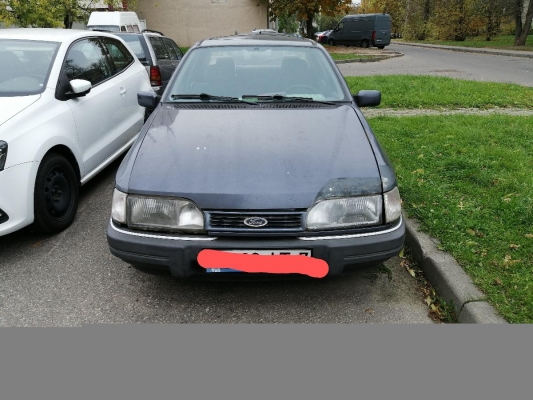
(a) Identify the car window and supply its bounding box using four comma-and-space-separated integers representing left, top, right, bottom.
162, 37, 183, 60
132, 24, 140, 33
148, 36, 169, 60
0, 39, 59, 96
121, 26, 127, 32
167, 46, 348, 102
64, 38, 113, 86
101, 37, 134, 73
117, 35, 147, 61
126, 25, 134, 32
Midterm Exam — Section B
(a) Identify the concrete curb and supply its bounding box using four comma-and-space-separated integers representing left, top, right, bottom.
404, 215, 508, 324
334, 52, 403, 64
393, 41, 533, 59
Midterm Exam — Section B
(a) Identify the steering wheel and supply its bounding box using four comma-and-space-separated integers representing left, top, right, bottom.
285, 84, 317, 94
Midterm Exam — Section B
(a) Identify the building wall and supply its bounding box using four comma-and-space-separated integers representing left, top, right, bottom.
135, 0, 269, 47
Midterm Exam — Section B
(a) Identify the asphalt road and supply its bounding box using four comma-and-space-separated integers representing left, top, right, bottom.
0, 156, 432, 326
339, 43, 533, 87
7, 42, 525, 326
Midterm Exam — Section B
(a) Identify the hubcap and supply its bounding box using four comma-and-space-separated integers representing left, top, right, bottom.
44, 167, 71, 219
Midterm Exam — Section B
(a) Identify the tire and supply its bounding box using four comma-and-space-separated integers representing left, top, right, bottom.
33, 153, 79, 234
328, 38, 335, 46
377, 46, 385, 50
361, 39, 370, 48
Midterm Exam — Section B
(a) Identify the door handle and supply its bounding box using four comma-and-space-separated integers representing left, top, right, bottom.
119, 88, 127, 96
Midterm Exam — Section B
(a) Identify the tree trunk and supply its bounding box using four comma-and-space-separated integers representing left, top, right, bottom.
515, 0, 533, 45
306, 13, 314, 39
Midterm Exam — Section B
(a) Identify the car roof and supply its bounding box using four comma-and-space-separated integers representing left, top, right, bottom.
0, 28, 125, 43
196, 32, 317, 48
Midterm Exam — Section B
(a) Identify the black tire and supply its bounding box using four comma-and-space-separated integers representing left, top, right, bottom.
33, 153, 79, 234
377, 46, 385, 50
328, 38, 335, 46
361, 39, 370, 48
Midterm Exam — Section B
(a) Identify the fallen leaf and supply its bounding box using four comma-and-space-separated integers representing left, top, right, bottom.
399, 248, 405, 258
509, 244, 520, 250
494, 278, 503, 286
406, 267, 416, 278
525, 234, 533, 239
466, 229, 476, 236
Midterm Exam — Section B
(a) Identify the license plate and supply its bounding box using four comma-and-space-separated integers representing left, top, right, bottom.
205, 249, 311, 273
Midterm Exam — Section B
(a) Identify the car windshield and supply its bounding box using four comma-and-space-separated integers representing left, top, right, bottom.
87, 25, 120, 32
166, 45, 348, 102
0, 39, 60, 97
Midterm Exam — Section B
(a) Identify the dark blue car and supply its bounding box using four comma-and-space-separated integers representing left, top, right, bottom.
107, 32, 405, 280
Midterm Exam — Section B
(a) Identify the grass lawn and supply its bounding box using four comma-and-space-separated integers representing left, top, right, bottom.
344, 75, 533, 109
329, 53, 371, 61
395, 35, 533, 52
348, 75, 533, 322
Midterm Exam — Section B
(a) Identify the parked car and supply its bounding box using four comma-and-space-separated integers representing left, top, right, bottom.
315, 30, 332, 44
107, 32, 405, 280
327, 14, 391, 49
110, 30, 184, 97
0, 28, 152, 236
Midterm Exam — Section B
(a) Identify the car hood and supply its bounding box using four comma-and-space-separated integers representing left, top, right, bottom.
125, 104, 382, 209
0, 95, 41, 127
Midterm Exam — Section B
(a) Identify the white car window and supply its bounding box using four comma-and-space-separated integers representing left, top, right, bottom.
64, 38, 112, 86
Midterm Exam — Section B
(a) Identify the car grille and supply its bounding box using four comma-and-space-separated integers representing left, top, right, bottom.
206, 211, 305, 233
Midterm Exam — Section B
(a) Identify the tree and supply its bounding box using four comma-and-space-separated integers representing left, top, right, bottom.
258, 0, 352, 38
0, 0, 135, 29
514, 0, 533, 45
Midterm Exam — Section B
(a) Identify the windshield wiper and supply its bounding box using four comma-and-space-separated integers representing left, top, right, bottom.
241, 94, 336, 105
170, 93, 258, 105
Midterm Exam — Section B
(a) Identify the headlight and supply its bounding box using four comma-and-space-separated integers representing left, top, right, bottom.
306, 195, 383, 231
0, 141, 7, 171
111, 189, 205, 233
384, 187, 402, 223
111, 189, 127, 224
127, 195, 204, 233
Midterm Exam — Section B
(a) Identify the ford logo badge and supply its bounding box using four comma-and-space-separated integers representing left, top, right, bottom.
243, 217, 268, 228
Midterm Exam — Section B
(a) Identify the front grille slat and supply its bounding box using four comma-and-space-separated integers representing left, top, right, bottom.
206, 211, 305, 232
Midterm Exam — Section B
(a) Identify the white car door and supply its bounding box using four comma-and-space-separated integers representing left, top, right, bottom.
61, 37, 141, 177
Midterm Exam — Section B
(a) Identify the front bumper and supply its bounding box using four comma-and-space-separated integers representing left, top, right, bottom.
0, 161, 38, 236
107, 217, 405, 279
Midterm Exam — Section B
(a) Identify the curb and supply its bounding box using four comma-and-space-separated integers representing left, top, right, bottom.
393, 41, 533, 59
404, 215, 507, 324
334, 52, 403, 64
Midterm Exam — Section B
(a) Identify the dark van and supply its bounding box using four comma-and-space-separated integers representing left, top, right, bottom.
327, 14, 391, 49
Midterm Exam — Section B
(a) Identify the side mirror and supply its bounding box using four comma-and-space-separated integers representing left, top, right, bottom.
353, 90, 381, 107
69, 79, 91, 97
138, 91, 161, 108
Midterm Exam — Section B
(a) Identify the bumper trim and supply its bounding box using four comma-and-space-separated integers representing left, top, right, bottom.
109, 216, 403, 243
110, 219, 217, 241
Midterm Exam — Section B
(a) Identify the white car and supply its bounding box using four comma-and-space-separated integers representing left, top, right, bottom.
0, 28, 153, 236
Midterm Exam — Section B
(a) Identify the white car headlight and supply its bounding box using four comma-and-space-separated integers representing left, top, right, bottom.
384, 187, 402, 223
127, 195, 204, 232
111, 189, 204, 232
306, 195, 383, 231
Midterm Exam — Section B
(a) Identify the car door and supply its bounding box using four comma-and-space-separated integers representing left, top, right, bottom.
99, 36, 145, 153
62, 37, 129, 176
148, 35, 181, 91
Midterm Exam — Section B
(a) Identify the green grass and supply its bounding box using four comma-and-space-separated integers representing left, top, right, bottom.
329, 53, 371, 61
344, 75, 533, 109
395, 35, 533, 52
369, 115, 533, 323
180, 47, 190, 54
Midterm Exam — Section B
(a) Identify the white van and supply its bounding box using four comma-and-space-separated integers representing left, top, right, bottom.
87, 11, 146, 33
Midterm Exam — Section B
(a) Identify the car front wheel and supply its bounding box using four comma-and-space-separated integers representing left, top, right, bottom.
361, 39, 370, 48
328, 38, 335, 46
33, 153, 79, 234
